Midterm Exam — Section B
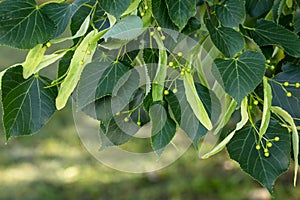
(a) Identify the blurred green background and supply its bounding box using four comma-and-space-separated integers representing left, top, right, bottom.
0, 44, 300, 200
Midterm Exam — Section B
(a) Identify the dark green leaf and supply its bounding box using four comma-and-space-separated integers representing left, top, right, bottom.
150, 102, 177, 155
95, 61, 132, 99
212, 50, 266, 104
216, 0, 245, 27
270, 64, 300, 125
98, 0, 130, 19
165, 0, 196, 31
227, 121, 291, 193
245, 20, 300, 58
294, 8, 300, 33
42, 0, 89, 37
165, 81, 221, 147
206, 19, 244, 58
99, 115, 139, 149
143, 48, 159, 64
151, 0, 177, 30
0, 0, 56, 49
2, 66, 57, 139
246, 0, 273, 17
57, 50, 74, 79
182, 17, 201, 36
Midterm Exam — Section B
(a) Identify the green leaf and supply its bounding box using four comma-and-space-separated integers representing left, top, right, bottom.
227, 121, 291, 193
246, 0, 273, 17
215, 0, 245, 27
98, 0, 130, 19
42, 0, 89, 37
294, 9, 300, 33
205, 20, 244, 57
165, 81, 220, 147
151, 0, 177, 30
165, 0, 196, 31
99, 115, 139, 149
245, 20, 300, 58
270, 64, 300, 125
2, 66, 57, 139
22, 44, 47, 79
212, 50, 266, 104
150, 102, 177, 156
95, 61, 132, 100
184, 72, 213, 130
0, 0, 56, 49
202, 97, 248, 159
103, 15, 143, 41
56, 30, 104, 110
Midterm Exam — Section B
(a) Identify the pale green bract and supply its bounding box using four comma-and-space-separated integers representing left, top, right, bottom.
202, 97, 248, 159
270, 106, 299, 186
56, 29, 106, 110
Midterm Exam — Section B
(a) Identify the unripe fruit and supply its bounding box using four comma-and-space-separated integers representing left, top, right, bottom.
161, 35, 166, 40
145, 6, 149, 10
172, 88, 178, 94
46, 42, 51, 48
157, 27, 162, 31
283, 81, 289, 87
168, 62, 174, 67
264, 152, 270, 157
177, 52, 183, 57
141, 12, 145, 17
116, 112, 121, 116
267, 142, 272, 148
164, 90, 169, 95
124, 117, 129, 122
253, 100, 259, 105
150, 31, 155, 36
296, 83, 300, 88
274, 136, 280, 141
286, 92, 292, 97
264, 148, 268, 153
137, 121, 141, 126
256, 145, 261, 150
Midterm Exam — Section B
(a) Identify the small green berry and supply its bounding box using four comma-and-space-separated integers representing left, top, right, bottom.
295, 83, 300, 88
137, 121, 141, 126
177, 52, 183, 57
150, 31, 155, 36
274, 136, 280, 141
264, 148, 269, 153
172, 88, 178, 94
168, 62, 174, 67
124, 117, 129, 122
283, 81, 289, 87
253, 100, 259, 105
46, 42, 51, 48
157, 26, 162, 31
161, 35, 166, 40
264, 152, 270, 157
116, 112, 121, 116
270, 65, 275, 70
181, 68, 185, 72
144, 6, 149, 10
164, 90, 169, 95
289, 22, 293, 27
186, 68, 191, 73
140, 12, 145, 17
266, 59, 271, 64
286, 92, 292, 97
256, 145, 261, 150
180, 71, 185, 76
267, 142, 273, 148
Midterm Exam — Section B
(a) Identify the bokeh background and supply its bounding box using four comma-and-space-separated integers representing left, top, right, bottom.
1, 1, 300, 199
